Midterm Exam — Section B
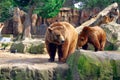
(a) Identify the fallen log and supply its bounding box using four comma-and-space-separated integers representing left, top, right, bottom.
76, 2, 119, 33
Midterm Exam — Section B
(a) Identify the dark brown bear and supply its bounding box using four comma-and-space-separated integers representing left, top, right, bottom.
77, 26, 106, 51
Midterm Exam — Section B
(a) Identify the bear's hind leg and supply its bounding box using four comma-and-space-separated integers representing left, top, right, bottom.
93, 39, 101, 51
93, 42, 100, 51
48, 43, 57, 62
100, 41, 106, 51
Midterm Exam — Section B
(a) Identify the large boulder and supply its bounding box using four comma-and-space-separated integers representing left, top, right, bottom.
100, 22, 120, 50
67, 50, 120, 80
10, 39, 46, 54
0, 64, 69, 80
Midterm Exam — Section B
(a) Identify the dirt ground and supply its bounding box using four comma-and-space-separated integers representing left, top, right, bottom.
0, 49, 120, 71
0, 50, 68, 70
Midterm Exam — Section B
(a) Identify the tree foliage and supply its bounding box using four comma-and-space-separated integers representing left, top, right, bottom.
13, 0, 30, 7
0, 0, 65, 22
0, 0, 14, 22
34, 0, 65, 18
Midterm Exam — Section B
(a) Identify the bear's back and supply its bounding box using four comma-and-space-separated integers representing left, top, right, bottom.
91, 26, 106, 36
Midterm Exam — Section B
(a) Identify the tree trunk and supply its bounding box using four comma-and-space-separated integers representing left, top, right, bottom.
23, 5, 35, 39
31, 14, 38, 34
13, 7, 24, 38
76, 2, 119, 33
23, 14, 31, 39
41, 17, 44, 24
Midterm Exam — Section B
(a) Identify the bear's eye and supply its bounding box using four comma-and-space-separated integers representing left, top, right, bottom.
81, 39, 84, 41
81, 37, 84, 41
54, 34, 60, 40
56, 34, 60, 37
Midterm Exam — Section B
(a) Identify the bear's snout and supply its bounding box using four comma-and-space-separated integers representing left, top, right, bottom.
61, 40, 65, 44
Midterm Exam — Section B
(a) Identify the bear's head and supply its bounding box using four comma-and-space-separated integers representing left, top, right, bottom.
47, 25, 66, 45
77, 33, 88, 48
77, 27, 90, 48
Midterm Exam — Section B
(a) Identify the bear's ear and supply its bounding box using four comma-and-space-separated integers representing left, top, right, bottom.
82, 26, 90, 32
48, 27, 52, 33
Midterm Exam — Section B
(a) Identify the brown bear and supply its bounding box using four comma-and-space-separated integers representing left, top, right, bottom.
45, 22, 78, 62
77, 26, 106, 51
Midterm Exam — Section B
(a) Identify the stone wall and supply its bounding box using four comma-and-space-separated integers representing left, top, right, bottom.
1, 50, 120, 80
0, 64, 69, 80
0, 53, 69, 80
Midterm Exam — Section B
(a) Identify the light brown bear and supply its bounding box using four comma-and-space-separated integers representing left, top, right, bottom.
77, 26, 106, 51
45, 22, 78, 62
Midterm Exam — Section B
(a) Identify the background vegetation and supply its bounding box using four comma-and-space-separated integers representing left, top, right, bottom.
0, 0, 65, 22
0, 0, 120, 39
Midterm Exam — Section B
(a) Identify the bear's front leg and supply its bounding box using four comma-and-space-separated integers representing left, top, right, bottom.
48, 43, 57, 62
59, 44, 69, 63
58, 45, 63, 62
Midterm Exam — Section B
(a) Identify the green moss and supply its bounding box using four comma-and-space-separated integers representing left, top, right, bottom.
28, 43, 45, 54
110, 60, 120, 79
77, 54, 103, 80
105, 43, 114, 50
65, 69, 72, 80
10, 42, 25, 53
0, 65, 69, 80
105, 43, 118, 51
99, 60, 113, 80
55, 67, 70, 80
1, 43, 10, 49
2, 34, 13, 37
34, 70, 46, 80
0, 68, 11, 80
67, 51, 120, 80
10, 41, 46, 54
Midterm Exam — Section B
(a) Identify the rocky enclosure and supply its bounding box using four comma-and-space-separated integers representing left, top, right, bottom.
0, 52, 69, 80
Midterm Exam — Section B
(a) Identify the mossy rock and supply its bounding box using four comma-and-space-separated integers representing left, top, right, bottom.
10, 42, 25, 53
100, 23, 120, 51
0, 64, 69, 80
0, 42, 12, 50
67, 50, 120, 80
105, 41, 117, 51
105, 41, 120, 51
10, 40, 46, 54
28, 43, 45, 54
